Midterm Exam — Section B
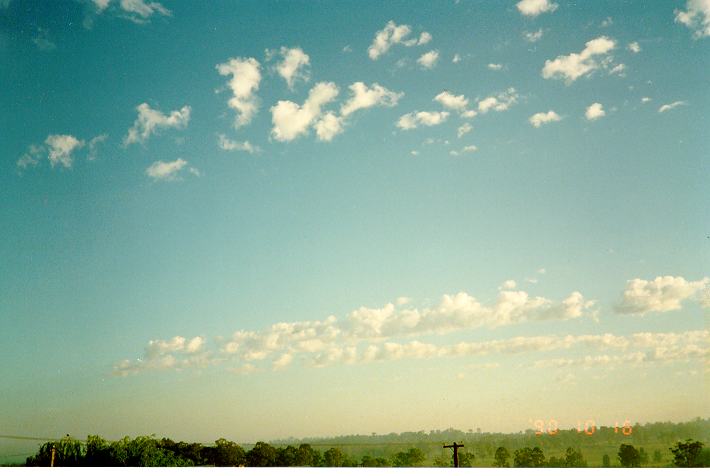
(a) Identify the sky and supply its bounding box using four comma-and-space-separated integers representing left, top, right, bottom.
0, 0, 709, 455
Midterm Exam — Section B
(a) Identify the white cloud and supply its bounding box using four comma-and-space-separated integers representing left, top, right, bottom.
93, 0, 110, 12
529, 110, 562, 128
434, 91, 469, 111
487, 63, 503, 71
33, 28, 56, 51
516, 0, 558, 17
270, 82, 339, 142
452, 53, 462, 63
314, 112, 344, 142
542, 36, 616, 83
216, 57, 261, 128
524, 29, 544, 42
418, 31, 432, 45
217, 134, 261, 154
641, 97, 652, 103
396, 111, 450, 130
17, 144, 44, 169
627, 41, 641, 53
449, 145, 478, 156
340, 82, 403, 117
119, 0, 170, 21
675, 0, 710, 38
124, 103, 191, 146
478, 88, 518, 113
609, 63, 626, 76
457, 122, 472, 138
658, 100, 687, 113
87, 134, 108, 160
600, 16, 614, 28
616, 276, 709, 315
275, 47, 310, 89
368, 21, 428, 60
45, 135, 85, 168
114, 334, 212, 376
417, 50, 439, 69
145, 158, 190, 181
585, 102, 606, 121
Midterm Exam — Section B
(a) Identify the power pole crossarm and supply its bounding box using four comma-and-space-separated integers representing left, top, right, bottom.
444, 442, 464, 468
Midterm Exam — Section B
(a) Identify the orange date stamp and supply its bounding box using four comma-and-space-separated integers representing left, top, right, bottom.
529, 419, 633, 436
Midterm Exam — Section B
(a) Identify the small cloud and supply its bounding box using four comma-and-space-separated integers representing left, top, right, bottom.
434, 91, 469, 111
417, 50, 439, 69
675, 0, 710, 39
609, 63, 626, 76
585, 102, 606, 121
45, 134, 85, 168
449, 145, 477, 156
17, 144, 44, 170
342, 45, 352, 53
418, 31, 432, 45
457, 122, 472, 138
217, 134, 261, 154
478, 88, 518, 114
396, 111, 449, 130
87, 134, 108, 160
600, 16, 613, 28
124, 103, 191, 146
542, 36, 616, 84
145, 158, 190, 181
32, 27, 56, 51
271, 82, 339, 142
487, 63, 503, 71
368, 20, 429, 60
452, 53, 462, 63
274, 46, 310, 90
641, 97, 652, 103
529, 110, 561, 128
216, 57, 262, 129
658, 100, 687, 113
516, 0, 558, 17
523, 29, 544, 43
410, 150, 420, 156
627, 41, 641, 53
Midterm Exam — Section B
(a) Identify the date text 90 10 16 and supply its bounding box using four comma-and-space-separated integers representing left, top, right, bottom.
530, 419, 633, 436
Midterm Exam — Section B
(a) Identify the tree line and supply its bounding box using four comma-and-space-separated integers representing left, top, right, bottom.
24, 434, 708, 467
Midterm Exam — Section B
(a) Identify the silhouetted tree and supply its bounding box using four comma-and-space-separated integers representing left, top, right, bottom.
514, 447, 545, 467
670, 440, 704, 467
294, 444, 321, 466
393, 448, 426, 467
618, 444, 641, 468
26, 435, 83, 467
458, 450, 474, 467
212, 438, 245, 466
564, 447, 586, 467
323, 447, 354, 467
494, 446, 510, 467
247, 442, 277, 467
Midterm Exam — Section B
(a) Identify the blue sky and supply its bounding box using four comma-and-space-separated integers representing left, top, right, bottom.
1, 0, 708, 448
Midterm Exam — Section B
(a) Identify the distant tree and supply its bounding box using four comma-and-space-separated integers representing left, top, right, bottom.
276, 445, 298, 466
602, 454, 611, 467
323, 447, 354, 467
618, 444, 641, 468
294, 444, 321, 466
494, 447, 510, 467
458, 450, 474, 467
393, 448, 426, 467
564, 447, 586, 467
652, 449, 662, 464
670, 440, 704, 467
639, 447, 649, 466
514, 447, 545, 467
547, 456, 563, 467
212, 439, 245, 467
247, 442, 277, 467
361, 455, 390, 467
698, 448, 710, 467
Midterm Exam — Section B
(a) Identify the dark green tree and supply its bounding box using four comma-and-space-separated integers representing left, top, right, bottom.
618, 444, 641, 468
458, 450, 474, 467
212, 438, 245, 467
294, 444, 321, 466
514, 447, 545, 467
670, 440, 704, 467
276, 445, 298, 466
26, 435, 84, 467
564, 447, 586, 467
361, 455, 390, 467
652, 449, 662, 464
84, 435, 113, 466
247, 442, 278, 467
393, 448, 426, 467
602, 454, 611, 467
323, 447, 353, 467
494, 446, 510, 467
639, 447, 649, 466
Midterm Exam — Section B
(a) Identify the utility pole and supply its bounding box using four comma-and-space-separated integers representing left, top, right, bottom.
444, 442, 464, 468
50, 446, 56, 467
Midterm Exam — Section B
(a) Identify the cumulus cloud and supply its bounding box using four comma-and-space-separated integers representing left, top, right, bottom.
457, 122, 472, 138
675, 0, 710, 38
627, 41, 641, 53
516, 0, 558, 17
114, 335, 211, 376
487, 63, 503, 71
449, 145, 478, 156
145, 158, 192, 181
417, 50, 439, 69
616, 276, 709, 315
585, 102, 605, 121
434, 91, 469, 111
217, 134, 261, 154
274, 47, 310, 89
524, 29, 544, 42
45, 135, 85, 168
542, 36, 616, 83
658, 100, 687, 113
271, 82, 339, 142
87, 134, 108, 160
478, 88, 518, 113
17, 144, 45, 169
368, 20, 431, 60
452, 53, 462, 63
91, 0, 170, 23
396, 111, 450, 130
340, 82, 403, 117
529, 111, 561, 128
216, 57, 262, 128
124, 103, 191, 146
